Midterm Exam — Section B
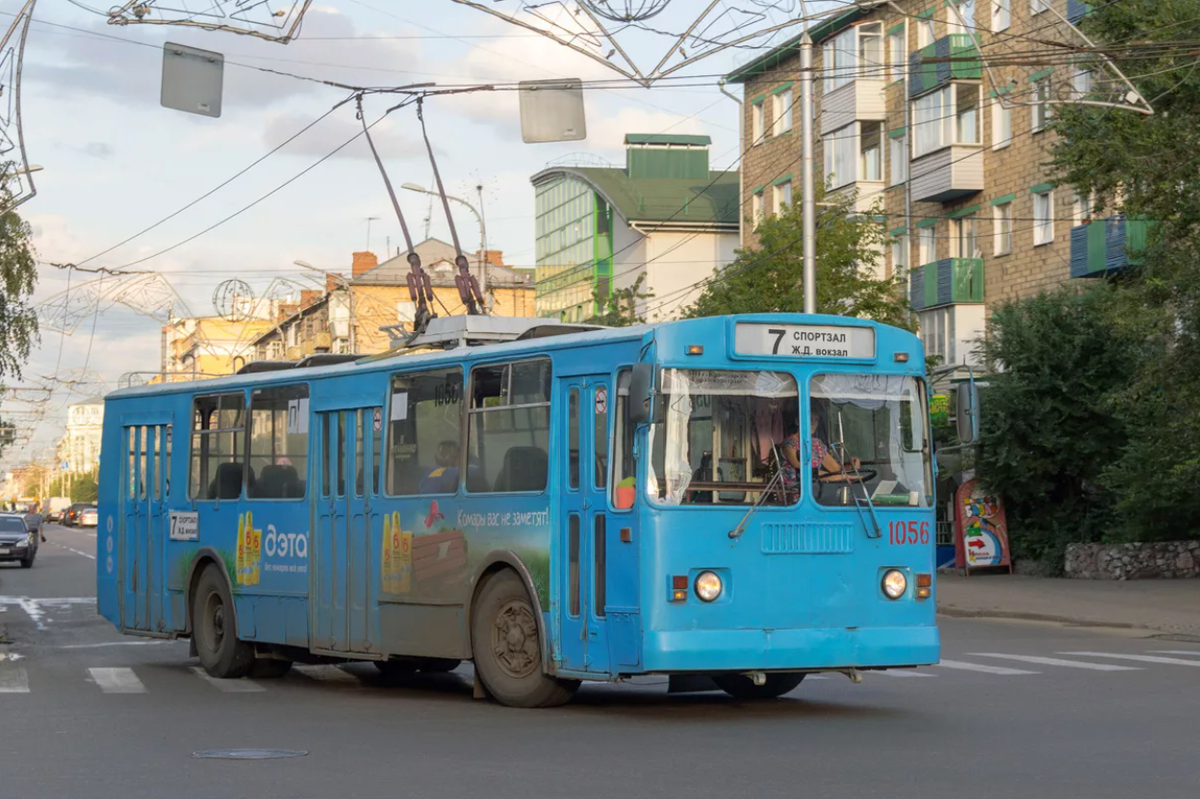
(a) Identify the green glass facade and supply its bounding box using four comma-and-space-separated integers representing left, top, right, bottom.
534, 175, 613, 321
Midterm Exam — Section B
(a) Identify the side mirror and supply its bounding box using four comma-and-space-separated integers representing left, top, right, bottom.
955, 382, 979, 445
629, 363, 659, 425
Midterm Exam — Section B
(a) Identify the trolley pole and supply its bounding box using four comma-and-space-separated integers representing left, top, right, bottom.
800, 31, 817, 315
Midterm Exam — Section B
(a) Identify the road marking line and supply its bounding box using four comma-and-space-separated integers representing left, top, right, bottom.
190, 667, 266, 692
58, 640, 176, 650
1061, 651, 1200, 668
1148, 650, 1200, 657
877, 670, 936, 678
293, 664, 361, 683
0, 666, 30, 693
935, 659, 1040, 675
967, 653, 1141, 671
52, 543, 96, 560
89, 667, 147, 693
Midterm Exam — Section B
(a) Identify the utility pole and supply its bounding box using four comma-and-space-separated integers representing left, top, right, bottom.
800, 30, 817, 315
476, 183, 488, 299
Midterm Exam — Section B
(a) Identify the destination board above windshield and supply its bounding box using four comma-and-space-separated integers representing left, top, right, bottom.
734, 323, 876, 360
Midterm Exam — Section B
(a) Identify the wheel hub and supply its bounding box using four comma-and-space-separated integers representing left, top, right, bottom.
492, 598, 539, 679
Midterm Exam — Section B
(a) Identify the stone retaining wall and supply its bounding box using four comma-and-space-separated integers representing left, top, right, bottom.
1065, 541, 1200, 580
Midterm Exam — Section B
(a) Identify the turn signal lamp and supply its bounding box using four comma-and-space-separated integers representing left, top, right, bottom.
894, 352, 910, 363
916, 573, 932, 599
671, 575, 688, 602
686, 344, 704, 356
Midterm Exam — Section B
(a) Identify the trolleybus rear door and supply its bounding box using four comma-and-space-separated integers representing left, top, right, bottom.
120, 423, 168, 633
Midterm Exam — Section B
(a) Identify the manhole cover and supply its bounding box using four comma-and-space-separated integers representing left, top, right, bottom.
192, 749, 307, 760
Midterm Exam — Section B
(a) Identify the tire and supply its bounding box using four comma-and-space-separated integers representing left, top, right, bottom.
416, 657, 461, 674
470, 570, 578, 708
19, 556, 33, 569
714, 672, 806, 700
192, 565, 255, 679
250, 659, 293, 679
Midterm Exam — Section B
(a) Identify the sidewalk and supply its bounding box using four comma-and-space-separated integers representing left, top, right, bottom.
936, 573, 1200, 636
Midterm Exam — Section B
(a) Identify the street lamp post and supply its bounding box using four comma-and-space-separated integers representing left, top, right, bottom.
295, 260, 356, 353
401, 183, 488, 298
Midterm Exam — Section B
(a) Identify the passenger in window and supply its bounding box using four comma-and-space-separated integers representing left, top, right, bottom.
810, 402, 860, 480
780, 417, 802, 489
418, 440, 460, 494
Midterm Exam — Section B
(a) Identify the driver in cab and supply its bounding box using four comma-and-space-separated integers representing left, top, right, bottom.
782, 402, 860, 484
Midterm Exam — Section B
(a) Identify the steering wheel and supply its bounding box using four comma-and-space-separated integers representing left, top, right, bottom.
817, 467, 878, 484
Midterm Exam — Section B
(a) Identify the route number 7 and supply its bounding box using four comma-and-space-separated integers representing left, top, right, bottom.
768, 328, 786, 355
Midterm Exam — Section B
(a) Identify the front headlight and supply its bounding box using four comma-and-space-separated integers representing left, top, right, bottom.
882, 569, 908, 600
694, 571, 723, 602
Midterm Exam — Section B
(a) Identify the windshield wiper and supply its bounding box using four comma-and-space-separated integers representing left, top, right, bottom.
729, 448, 788, 540
833, 412, 882, 539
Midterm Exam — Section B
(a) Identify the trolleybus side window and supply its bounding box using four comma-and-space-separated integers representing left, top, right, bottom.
809, 374, 933, 508
189, 392, 247, 500
611, 369, 636, 509
387, 366, 464, 496
647, 370, 800, 506
247, 384, 309, 500
466, 358, 551, 494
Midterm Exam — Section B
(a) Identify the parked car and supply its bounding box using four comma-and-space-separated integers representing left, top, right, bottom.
78, 508, 99, 527
46, 497, 71, 522
0, 512, 38, 568
64, 503, 94, 526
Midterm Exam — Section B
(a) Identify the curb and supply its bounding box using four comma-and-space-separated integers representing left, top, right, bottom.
937, 606, 1140, 630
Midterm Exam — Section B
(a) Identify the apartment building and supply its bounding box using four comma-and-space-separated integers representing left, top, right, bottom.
725, 0, 1141, 366
531, 134, 738, 322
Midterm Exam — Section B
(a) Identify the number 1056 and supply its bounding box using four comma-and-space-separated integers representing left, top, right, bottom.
889, 520, 929, 545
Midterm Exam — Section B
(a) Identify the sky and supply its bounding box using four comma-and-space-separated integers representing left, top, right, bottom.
1, 0, 825, 468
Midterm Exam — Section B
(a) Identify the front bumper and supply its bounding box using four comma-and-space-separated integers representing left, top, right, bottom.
642, 625, 940, 673
0, 543, 31, 561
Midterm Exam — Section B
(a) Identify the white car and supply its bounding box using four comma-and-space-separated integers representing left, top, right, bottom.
79, 508, 99, 527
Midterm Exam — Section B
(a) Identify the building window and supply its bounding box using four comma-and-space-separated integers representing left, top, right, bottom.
892, 233, 909, 277
1031, 0, 1048, 15
950, 0, 976, 33
913, 84, 981, 157
917, 15, 935, 49
1032, 76, 1052, 131
861, 123, 883, 181
919, 226, 936, 264
858, 22, 884, 78
823, 27, 857, 94
1033, 189, 1054, 245
890, 134, 908, 185
752, 100, 764, 143
956, 83, 980, 143
993, 0, 1010, 31
1073, 189, 1095, 223
888, 25, 906, 82
1072, 67, 1093, 100
772, 88, 793, 135
920, 308, 956, 365
824, 123, 857, 188
751, 189, 765, 224
773, 181, 793, 214
993, 202, 1013, 254
992, 98, 1012, 148
953, 215, 978, 258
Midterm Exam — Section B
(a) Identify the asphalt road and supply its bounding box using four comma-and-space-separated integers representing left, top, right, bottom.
2, 523, 1198, 799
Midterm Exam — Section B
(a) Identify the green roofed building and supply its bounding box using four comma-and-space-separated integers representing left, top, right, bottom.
531, 133, 738, 322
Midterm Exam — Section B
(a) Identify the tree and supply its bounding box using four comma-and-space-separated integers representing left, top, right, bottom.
975, 286, 1148, 572
1050, 1, 1200, 542
684, 181, 911, 328
0, 183, 38, 379
584, 273, 654, 327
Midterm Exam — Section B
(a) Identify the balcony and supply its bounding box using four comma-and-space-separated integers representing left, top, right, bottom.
820, 77, 887, 136
830, 181, 887, 214
910, 145, 983, 203
909, 258, 984, 311
1069, 215, 1149, 278
908, 34, 981, 99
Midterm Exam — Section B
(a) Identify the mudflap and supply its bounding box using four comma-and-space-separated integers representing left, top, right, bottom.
667, 674, 720, 694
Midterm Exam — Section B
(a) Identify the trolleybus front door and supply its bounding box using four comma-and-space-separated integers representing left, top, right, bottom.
557, 377, 611, 675
314, 407, 382, 653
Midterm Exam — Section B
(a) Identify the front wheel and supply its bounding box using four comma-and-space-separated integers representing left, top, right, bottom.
19, 555, 33, 569
714, 672, 805, 700
471, 570, 578, 708
192, 565, 255, 679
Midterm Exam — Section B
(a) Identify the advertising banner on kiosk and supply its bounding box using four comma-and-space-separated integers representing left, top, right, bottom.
954, 478, 1013, 574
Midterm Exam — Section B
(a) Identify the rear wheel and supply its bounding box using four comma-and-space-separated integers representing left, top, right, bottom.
714, 672, 805, 700
192, 565, 255, 679
471, 570, 578, 708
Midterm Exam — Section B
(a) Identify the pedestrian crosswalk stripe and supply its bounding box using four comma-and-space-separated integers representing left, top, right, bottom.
190, 667, 266, 692
1060, 652, 1200, 668
0, 666, 30, 693
967, 653, 1141, 671
1148, 650, 1200, 657
293, 664, 360, 683
878, 669, 936, 678
89, 667, 147, 693
936, 659, 1039, 675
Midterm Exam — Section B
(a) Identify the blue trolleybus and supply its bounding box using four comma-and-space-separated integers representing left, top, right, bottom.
97, 313, 957, 707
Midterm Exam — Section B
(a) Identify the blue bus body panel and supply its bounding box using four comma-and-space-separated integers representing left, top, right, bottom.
97, 312, 939, 679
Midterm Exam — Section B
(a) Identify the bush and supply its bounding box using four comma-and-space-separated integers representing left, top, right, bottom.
976, 286, 1142, 572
